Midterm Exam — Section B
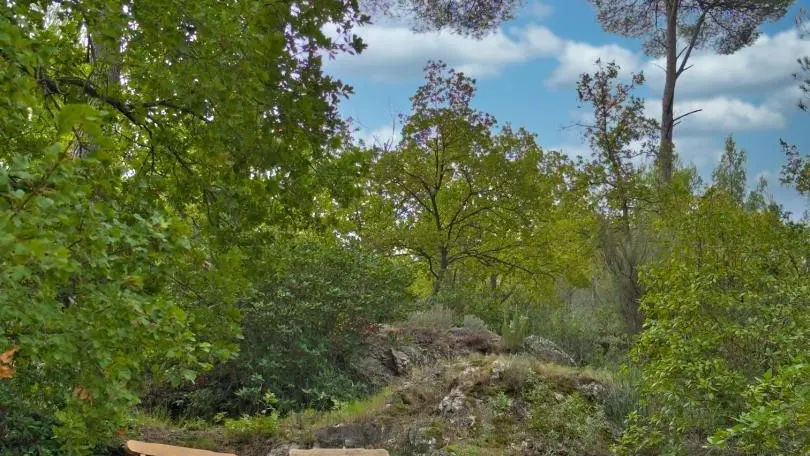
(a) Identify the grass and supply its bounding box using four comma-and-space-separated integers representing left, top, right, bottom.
308, 386, 394, 428
399, 305, 457, 331
277, 386, 395, 442
443, 444, 507, 456
223, 414, 279, 442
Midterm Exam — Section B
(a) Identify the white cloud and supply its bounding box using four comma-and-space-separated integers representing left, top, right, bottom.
645, 96, 786, 134
515, 25, 565, 56
324, 23, 631, 85
355, 123, 402, 148
673, 135, 725, 171
547, 41, 639, 87
644, 29, 810, 97
324, 24, 536, 81
765, 85, 805, 113
326, 17, 809, 102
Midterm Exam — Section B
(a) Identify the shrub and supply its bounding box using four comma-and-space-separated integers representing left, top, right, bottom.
497, 356, 536, 394
599, 366, 641, 432
525, 380, 610, 455
401, 305, 457, 331
462, 315, 490, 333
223, 413, 279, 441
618, 192, 810, 455
500, 312, 531, 351
154, 236, 415, 418
0, 404, 62, 456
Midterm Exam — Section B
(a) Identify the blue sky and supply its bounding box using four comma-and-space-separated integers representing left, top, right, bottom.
324, 0, 810, 216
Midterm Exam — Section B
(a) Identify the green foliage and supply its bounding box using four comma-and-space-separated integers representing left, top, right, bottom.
525, 380, 610, 455
500, 310, 532, 351
618, 191, 810, 455
712, 135, 747, 204
0, 102, 239, 453
709, 363, 810, 454
0, 0, 371, 452
401, 304, 458, 331
354, 61, 592, 296
162, 236, 415, 417
0, 405, 63, 456
223, 413, 280, 442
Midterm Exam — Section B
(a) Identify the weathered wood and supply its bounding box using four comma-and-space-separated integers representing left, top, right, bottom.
125, 440, 237, 456
290, 450, 389, 456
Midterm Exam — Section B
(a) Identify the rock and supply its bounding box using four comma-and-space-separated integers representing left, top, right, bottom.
438, 388, 466, 415
313, 422, 384, 449
520, 335, 576, 366
349, 326, 504, 390
405, 425, 441, 453
447, 327, 502, 353
267, 443, 300, 456
390, 349, 410, 375
577, 380, 607, 400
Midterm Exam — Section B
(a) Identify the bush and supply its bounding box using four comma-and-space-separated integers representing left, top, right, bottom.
525, 380, 610, 455
599, 366, 641, 432
223, 413, 279, 441
500, 312, 531, 351
0, 404, 62, 456
462, 315, 490, 333
153, 236, 415, 418
618, 192, 810, 455
401, 305, 457, 331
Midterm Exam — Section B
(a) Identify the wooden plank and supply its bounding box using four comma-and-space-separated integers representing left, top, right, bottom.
290, 450, 389, 456
125, 440, 237, 456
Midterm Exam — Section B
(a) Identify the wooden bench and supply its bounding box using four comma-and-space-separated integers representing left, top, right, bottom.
125, 440, 237, 456
290, 451, 389, 456
125, 440, 389, 456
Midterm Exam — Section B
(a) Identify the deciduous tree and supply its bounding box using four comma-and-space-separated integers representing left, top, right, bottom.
358, 61, 589, 295
0, 0, 370, 452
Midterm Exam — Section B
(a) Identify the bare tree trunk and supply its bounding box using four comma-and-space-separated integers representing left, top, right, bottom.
432, 245, 450, 295
658, 0, 679, 184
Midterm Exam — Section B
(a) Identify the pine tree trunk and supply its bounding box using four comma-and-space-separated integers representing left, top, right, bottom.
659, 0, 679, 183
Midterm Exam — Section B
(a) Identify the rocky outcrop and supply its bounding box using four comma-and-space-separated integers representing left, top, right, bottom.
137, 328, 604, 456
519, 335, 577, 366
313, 422, 386, 449
348, 326, 503, 389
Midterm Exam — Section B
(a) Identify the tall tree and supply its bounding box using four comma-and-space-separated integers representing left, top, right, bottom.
574, 60, 658, 333
588, 0, 794, 183
357, 61, 588, 295
0, 0, 369, 452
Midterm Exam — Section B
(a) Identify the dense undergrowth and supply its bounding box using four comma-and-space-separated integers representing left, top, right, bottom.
2, 1, 810, 455
127, 353, 635, 456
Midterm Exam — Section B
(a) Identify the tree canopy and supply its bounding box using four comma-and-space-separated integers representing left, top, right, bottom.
588, 0, 794, 182
353, 61, 591, 295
